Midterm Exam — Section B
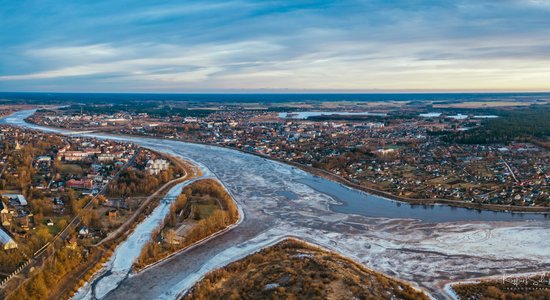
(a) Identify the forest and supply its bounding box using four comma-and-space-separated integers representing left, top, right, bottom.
440, 105, 550, 145
61, 104, 214, 118
6, 244, 83, 300
107, 160, 176, 197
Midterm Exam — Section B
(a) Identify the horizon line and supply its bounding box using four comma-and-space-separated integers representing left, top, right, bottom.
2, 90, 550, 95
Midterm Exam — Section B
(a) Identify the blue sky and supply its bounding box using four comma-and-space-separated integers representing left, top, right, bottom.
1, 0, 549, 92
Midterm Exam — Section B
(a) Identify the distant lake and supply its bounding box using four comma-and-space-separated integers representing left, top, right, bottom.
419, 112, 442, 118
448, 114, 469, 120
279, 111, 387, 119
473, 115, 499, 118
448, 114, 499, 119
420, 112, 499, 119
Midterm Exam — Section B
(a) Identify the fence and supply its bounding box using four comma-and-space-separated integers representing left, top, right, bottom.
0, 258, 32, 287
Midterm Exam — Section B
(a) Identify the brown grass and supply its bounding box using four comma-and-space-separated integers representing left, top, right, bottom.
453, 275, 550, 300
184, 238, 429, 300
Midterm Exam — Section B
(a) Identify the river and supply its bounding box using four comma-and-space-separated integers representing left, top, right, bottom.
2, 110, 550, 299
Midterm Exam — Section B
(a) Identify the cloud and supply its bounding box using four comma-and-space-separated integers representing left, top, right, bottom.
1, 0, 550, 91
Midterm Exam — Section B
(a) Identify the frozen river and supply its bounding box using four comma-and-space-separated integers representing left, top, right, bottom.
2, 110, 550, 299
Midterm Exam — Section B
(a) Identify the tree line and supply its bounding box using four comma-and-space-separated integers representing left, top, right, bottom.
133, 179, 238, 269
107, 166, 174, 197
440, 105, 550, 145
6, 244, 83, 300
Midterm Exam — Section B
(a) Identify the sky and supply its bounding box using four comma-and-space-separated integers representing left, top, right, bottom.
1, 0, 550, 93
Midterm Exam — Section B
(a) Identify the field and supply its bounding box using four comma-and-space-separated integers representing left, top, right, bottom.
184, 238, 429, 300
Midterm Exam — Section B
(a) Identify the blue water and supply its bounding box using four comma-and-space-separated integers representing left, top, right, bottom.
1, 92, 549, 103
299, 176, 550, 222
279, 111, 387, 119
2, 109, 549, 223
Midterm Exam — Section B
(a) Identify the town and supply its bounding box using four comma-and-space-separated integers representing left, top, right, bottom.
0, 124, 187, 298
28, 103, 550, 209
2, 0, 550, 298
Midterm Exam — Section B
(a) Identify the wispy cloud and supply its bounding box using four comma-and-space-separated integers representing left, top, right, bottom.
1, 0, 549, 91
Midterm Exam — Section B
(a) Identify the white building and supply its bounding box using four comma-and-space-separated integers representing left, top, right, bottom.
0, 228, 17, 250
145, 159, 170, 175
2, 194, 28, 206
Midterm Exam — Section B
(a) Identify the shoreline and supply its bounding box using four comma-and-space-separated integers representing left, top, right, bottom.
72, 175, 202, 300
6, 110, 548, 295
19, 117, 550, 214
443, 270, 550, 300
182, 236, 432, 300
131, 177, 242, 274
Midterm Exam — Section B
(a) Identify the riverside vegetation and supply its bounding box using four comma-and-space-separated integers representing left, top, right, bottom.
453, 275, 550, 300
184, 238, 429, 300
0, 127, 193, 299
133, 179, 238, 270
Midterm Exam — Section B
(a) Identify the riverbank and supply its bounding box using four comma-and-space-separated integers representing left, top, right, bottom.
40, 156, 199, 300
7, 110, 549, 300
22, 116, 550, 214
133, 178, 240, 272
136, 136, 550, 214
196, 137, 548, 214
94, 154, 200, 247
184, 237, 430, 300
287, 160, 550, 214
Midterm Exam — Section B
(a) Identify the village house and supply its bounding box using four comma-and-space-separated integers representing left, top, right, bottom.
2, 194, 28, 206
66, 178, 94, 190
1, 200, 11, 226
0, 228, 17, 250
145, 159, 169, 175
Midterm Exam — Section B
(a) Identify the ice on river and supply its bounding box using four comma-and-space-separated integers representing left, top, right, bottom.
3, 110, 550, 300
73, 179, 205, 300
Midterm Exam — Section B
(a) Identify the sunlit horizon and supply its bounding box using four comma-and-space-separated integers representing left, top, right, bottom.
1, 1, 550, 92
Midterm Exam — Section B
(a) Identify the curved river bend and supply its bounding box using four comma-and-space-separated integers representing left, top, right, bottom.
2, 110, 550, 299
3, 110, 546, 223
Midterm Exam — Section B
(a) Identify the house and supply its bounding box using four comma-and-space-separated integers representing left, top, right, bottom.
46, 219, 54, 226
36, 155, 52, 164
97, 153, 116, 162
66, 236, 78, 250
2, 194, 28, 206
145, 159, 169, 175
66, 178, 93, 190
53, 197, 64, 205
78, 227, 89, 237
108, 209, 119, 219
0, 201, 11, 226
19, 215, 31, 229
0, 228, 17, 250
61, 151, 91, 161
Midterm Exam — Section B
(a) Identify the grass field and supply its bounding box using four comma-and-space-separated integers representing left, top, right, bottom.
184, 238, 429, 300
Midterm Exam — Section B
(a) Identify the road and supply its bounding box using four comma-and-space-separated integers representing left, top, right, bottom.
0, 142, 139, 295
501, 158, 519, 183
2, 110, 550, 300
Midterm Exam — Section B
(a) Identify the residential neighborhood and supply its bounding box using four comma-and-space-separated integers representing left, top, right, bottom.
29, 106, 550, 207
